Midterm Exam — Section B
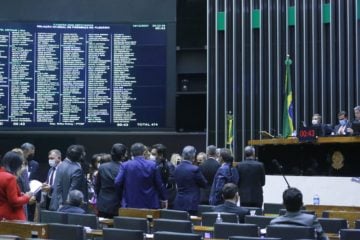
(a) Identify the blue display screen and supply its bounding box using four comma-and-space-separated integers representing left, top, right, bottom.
0, 22, 168, 130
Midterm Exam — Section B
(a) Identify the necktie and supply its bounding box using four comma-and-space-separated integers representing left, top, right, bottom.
49, 167, 56, 186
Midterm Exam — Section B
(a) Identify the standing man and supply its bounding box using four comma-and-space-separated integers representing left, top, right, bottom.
209, 148, 239, 205
50, 145, 88, 211
41, 149, 62, 210
115, 143, 167, 209
174, 146, 207, 215
151, 144, 176, 209
96, 143, 127, 218
21, 142, 40, 221
236, 146, 265, 208
199, 145, 220, 204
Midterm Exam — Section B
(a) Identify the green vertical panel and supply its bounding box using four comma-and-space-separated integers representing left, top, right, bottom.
217, 11, 225, 31
323, 3, 331, 24
252, 9, 261, 29
288, 6, 296, 26
357, 0, 360, 20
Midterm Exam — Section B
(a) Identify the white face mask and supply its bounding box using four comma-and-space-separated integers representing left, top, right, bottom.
312, 119, 319, 125
149, 155, 156, 160
97, 163, 100, 169
48, 159, 56, 167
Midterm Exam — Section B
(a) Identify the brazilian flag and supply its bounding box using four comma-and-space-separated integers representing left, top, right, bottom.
227, 113, 233, 152
282, 55, 294, 137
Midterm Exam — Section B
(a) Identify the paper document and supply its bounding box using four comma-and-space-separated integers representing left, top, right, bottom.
29, 180, 43, 194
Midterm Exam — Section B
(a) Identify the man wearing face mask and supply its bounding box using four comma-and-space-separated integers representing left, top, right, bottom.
333, 111, 351, 135
311, 113, 333, 136
50, 145, 88, 211
41, 149, 62, 210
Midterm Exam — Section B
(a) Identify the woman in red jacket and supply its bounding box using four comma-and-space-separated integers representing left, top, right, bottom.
0, 151, 32, 220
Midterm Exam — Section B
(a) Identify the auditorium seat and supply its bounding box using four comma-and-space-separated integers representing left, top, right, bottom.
244, 207, 263, 215
263, 203, 284, 215
154, 231, 202, 240
160, 209, 190, 220
340, 229, 360, 240
197, 205, 214, 215
153, 219, 193, 233
244, 215, 276, 229
229, 237, 281, 240
47, 223, 85, 240
67, 213, 98, 229
113, 216, 148, 233
201, 212, 238, 226
102, 228, 144, 240
213, 222, 259, 239
318, 217, 347, 234
39, 210, 67, 224
266, 225, 315, 240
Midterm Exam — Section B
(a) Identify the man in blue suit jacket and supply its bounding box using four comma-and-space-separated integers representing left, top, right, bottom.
115, 143, 167, 209
174, 145, 207, 215
209, 148, 239, 205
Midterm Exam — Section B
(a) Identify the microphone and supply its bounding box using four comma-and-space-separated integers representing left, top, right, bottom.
301, 121, 307, 127
272, 159, 291, 189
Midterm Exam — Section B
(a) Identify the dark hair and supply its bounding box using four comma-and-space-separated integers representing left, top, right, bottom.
111, 143, 127, 161
152, 144, 167, 159
67, 190, 84, 207
66, 145, 85, 162
21, 142, 35, 151
283, 187, 303, 212
131, 143, 146, 157
222, 183, 238, 200
338, 111, 347, 118
206, 145, 217, 157
1, 151, 24, 175
220, 148, 233, 163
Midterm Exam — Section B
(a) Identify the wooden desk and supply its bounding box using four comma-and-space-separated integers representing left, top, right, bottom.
305, 205, 360, 218
249, 136, 360, 146
118, 208, 160, 219
98, 217, 114, 227
0, 220, 48, 238
248, 136, 360, 176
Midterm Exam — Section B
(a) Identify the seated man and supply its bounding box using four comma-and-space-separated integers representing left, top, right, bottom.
58, 190, 85, 214
311, 113, 332, 136
213, 183, 249, 223
270, 188, 328, 240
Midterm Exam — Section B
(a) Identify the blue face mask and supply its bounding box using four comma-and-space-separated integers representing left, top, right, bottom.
339, 119, 347, 126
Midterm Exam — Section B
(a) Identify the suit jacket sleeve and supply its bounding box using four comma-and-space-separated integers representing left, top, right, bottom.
7, 176, 30, 207
114, 164, 125, 189
260, 163, 266, 186
154, 165, 167, 201
194, 167, 208, 188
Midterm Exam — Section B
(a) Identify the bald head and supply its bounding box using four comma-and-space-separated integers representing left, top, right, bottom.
244, 146, 255, 158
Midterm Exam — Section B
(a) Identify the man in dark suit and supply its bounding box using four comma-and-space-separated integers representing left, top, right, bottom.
115, 143, 167, 209
209, 148, 239, 205
214, 183, 249, 223
270, 188, 328, 240
333, 111, 351, 135
96, 143, 127, 218
58, 190, 85, 214
236, 146, 265, 208
199, 145, 220, 204
21, 142, 40, 221
311, 113, 333, 136
50, 145, 88, 211
347, 106, 360, 135
174, 145, 207, 215
41, 149, 62, 210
